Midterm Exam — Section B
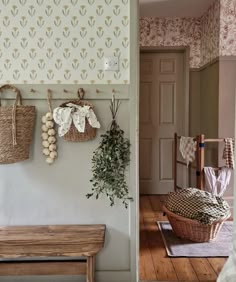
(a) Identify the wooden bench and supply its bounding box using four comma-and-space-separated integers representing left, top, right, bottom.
0, 224, 106, 282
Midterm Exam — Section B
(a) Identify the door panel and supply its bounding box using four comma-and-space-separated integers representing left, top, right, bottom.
140, 52, 186, 194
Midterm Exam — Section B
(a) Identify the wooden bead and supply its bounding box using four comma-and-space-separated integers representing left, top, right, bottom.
41, 133, 48, 140
42, 141, 49, 148
46, 157, 54, 164
43, 148, 50, 156
48, 136, 56, 144
48, 129, 56, 136
46, 112, 53, 121
49, 144, 57, 151
42, 125, 48, 132
50, 151, 58, 159
42, 116, 47, 123
46, 121, 54, 129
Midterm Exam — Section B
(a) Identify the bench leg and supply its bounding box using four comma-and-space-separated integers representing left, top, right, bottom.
87, 256, 95, 282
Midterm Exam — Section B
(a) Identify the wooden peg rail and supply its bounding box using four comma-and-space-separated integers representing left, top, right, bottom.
0, 85, 129, 100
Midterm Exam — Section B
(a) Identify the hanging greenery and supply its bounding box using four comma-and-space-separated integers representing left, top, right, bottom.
86, 97, 133, 208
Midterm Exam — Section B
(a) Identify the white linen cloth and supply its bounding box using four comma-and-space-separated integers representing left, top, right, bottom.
53, 103, 100, 137
179, 136, 197, 167
217, 231, 236, 282
204, 167, 232, 197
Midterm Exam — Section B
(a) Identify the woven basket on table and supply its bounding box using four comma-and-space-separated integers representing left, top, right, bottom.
163, 205, 230, 242
59, 88, 96, 142
0, 84, 36, 164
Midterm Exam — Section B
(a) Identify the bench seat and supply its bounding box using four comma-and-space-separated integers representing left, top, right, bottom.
0, 224, 106, 282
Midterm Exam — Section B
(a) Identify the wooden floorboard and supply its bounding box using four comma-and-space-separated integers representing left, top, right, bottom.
139, 195, 231, 282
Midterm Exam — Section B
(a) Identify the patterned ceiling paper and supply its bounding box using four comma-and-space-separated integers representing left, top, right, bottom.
219, 0, 236, 56
0, 0, 130, 84
140, 17, 202, 68
140, 0, 233, 69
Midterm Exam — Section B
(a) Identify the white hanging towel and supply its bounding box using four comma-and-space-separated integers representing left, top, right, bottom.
179, 137, 197, 167
204, 167, 232, 197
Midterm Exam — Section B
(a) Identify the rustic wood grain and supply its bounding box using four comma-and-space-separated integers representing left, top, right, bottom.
0, 224, 106, 258
0, 261, 86, 276
0, 224, 106, 282
189, 258, 218, 281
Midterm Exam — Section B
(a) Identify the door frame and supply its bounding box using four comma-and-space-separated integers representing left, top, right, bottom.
137, 47, 190, 281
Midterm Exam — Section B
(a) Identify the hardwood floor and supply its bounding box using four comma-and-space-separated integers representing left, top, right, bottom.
139, 195, 229, 282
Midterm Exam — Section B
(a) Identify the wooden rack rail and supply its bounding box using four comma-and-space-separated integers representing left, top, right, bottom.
174, 133, 231, 191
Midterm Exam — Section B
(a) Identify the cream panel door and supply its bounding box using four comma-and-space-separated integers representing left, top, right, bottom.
140, 53, 185, 194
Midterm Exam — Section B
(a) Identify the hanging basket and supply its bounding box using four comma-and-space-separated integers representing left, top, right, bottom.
0, 84, 36, 164
59, 88, 96, 142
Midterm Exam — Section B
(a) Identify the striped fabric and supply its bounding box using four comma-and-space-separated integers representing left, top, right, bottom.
217, 232, 236, 282
223, 138, 235, 169
166, 188, 230, 225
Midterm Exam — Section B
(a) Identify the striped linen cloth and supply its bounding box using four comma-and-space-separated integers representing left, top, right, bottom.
223, 138, 235, 169
217, 232, 236, 282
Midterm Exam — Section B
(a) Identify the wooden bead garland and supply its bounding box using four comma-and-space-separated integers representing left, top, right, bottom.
41, 90, 58, 164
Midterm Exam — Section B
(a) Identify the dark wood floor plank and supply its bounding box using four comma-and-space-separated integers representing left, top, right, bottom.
140, 196, 155, 218
143, 217, 178, 281
171, 258, 199, 281
189, 258, 217, 281
139, 220, 157, 281
207, 258, 227, 276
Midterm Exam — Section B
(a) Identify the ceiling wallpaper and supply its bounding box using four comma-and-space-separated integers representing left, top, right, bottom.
140, 0, 236, 69
219, 0, 236, 56
200, 0, 220, 66
0, 0, 130, 84
140, 17, 202, 68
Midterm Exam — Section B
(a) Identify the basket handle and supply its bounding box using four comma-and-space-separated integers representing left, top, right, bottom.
0, 84, 22, 106
0, 85, 23, 146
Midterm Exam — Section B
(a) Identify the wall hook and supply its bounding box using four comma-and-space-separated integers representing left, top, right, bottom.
63, 89, 69, 93
112, 89, 115, 94
96, 89, 99, 94
30, 88, 36, 93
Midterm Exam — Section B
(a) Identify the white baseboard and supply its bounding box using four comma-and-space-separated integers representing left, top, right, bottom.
0, 271, 131, 282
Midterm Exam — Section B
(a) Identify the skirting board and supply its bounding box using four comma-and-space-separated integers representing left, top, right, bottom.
0, 271, 131, 282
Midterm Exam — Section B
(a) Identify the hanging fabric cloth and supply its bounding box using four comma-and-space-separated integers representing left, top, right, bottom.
179, 136, 197, 167
223, 138, 235, 169
204, 167, 232, 197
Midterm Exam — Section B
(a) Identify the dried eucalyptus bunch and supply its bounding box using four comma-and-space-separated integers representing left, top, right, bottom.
86, 98, 133, 208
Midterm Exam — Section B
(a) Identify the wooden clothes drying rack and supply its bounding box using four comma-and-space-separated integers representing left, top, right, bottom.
174, 133, 228, 191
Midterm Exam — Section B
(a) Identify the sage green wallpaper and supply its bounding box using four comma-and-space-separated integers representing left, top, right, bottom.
0, 0, 130, 84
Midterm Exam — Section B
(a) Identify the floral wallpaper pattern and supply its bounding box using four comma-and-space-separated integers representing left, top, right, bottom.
219, 0, 236, 56
0, 0, 130, 84
200, 0, 220, 66
140, 0, 236, 69
140, 17, 202, 68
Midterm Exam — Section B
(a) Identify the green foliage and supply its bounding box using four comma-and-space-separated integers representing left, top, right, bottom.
86, 99, 133, 208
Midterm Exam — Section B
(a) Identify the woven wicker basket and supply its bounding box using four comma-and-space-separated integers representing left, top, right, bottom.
0, 85, 36, 164
59, 88, 96, 142
163, 205, 230, 242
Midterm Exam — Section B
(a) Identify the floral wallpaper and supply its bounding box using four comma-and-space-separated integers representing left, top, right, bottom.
0, 0, 130, 84
140, 17, 202, 68
140, 0, 236, 69
200, 0, 220, 66
219, 0, 236, 56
